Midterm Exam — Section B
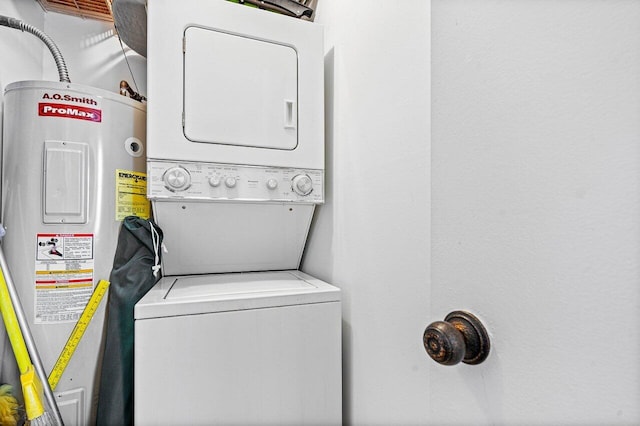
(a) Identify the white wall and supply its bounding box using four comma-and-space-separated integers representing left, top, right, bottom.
303, 1, 431, 424
43, 12, 146, 94
0, 1, 43, 89
0, 0, 44, 138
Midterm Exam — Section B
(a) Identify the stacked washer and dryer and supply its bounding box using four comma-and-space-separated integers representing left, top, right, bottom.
133, 1, 341, 425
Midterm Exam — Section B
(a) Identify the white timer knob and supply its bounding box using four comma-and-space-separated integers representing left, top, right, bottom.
292, 174, 313, 196
209, 176, 221, 187
163, 166, 191, 191
267, 178, 278, 190
225, 176, 237, 188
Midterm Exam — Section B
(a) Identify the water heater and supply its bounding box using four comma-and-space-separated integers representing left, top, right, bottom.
0, 80, 147, 425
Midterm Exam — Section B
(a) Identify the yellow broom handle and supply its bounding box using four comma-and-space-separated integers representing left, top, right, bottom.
0, 268, 31, 374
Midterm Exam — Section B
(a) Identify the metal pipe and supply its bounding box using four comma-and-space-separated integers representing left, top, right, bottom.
0, 15, 71, 83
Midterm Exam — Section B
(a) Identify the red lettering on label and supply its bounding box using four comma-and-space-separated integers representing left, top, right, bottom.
38, 102, 102, 122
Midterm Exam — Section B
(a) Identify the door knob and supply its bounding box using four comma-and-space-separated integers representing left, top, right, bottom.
423, 311, 490, 366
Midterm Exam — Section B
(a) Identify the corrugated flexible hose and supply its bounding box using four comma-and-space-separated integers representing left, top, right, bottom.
0, 15, 71, 83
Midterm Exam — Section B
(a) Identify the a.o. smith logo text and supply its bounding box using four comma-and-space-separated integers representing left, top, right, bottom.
39, 103, 102, 122
42, 92, 98, 106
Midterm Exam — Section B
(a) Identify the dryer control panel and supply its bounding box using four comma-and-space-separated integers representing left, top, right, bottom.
147, 160, 324, 203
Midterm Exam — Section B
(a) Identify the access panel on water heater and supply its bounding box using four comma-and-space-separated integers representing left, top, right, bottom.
183, 26, 298, 150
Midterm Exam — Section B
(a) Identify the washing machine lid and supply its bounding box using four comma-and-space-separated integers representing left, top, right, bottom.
134, 270, 340, 319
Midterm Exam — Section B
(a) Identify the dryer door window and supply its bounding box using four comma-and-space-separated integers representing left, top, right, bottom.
183, 26, 298, 150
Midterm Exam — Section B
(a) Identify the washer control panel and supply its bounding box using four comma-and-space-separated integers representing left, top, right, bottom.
148, 160, 324, 203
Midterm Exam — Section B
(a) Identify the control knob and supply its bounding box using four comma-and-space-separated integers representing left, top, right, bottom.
267, 178, 279, 190
163, 166, 191, 191
225, 176, 237, 188
291, 174, 313, 196
208, 175, 221, 187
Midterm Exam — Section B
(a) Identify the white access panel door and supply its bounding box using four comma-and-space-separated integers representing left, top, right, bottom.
153, 202, 315, 275
183, 26, 298, 149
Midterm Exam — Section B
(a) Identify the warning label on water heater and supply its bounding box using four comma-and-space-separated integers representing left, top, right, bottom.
34, 233, 95, 324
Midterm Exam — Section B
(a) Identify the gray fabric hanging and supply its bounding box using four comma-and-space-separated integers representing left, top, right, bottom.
96, 216, 163, 426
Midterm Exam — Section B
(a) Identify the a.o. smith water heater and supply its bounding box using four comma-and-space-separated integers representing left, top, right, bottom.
0, 80, 147, 425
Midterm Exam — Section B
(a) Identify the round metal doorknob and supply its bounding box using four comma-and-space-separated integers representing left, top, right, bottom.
423, 311, 490, 366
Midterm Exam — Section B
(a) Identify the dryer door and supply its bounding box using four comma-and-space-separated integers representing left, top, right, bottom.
183, 26, 298, 150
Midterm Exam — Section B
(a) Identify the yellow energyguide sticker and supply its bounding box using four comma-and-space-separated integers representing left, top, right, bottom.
115, 169, 150, 220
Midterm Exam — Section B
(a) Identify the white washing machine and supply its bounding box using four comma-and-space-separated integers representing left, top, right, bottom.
134, 270, 341, 426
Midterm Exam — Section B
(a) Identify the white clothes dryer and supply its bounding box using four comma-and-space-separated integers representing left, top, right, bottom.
133, 270, 341, 426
